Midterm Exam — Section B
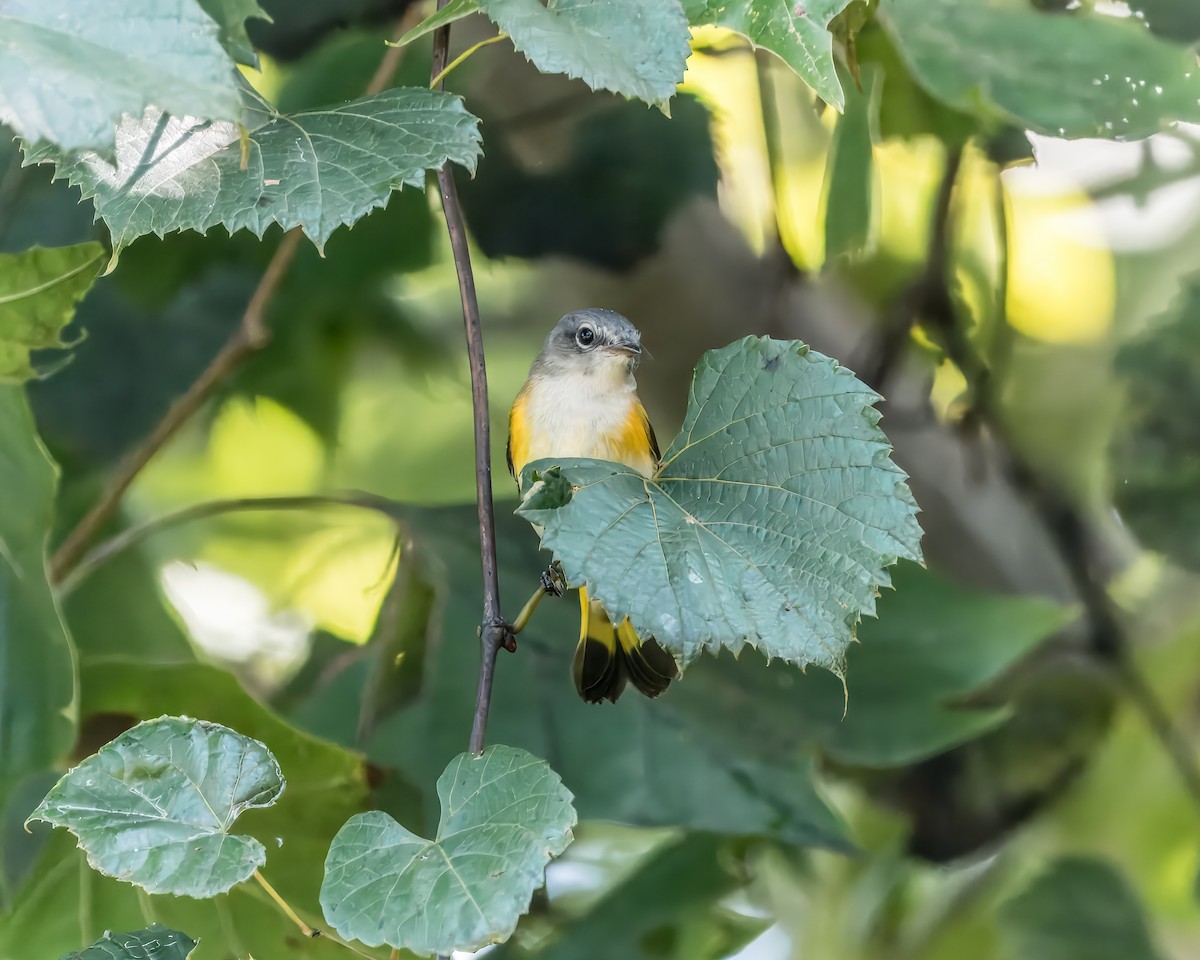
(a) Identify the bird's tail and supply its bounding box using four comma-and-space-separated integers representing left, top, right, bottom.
573, 587, 678, 703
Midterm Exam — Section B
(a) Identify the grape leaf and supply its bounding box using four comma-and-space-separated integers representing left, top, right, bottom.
0, 243, 104, 382
0, 386, 76, 816
683, 0, 855, 110
481, 0, 690, 108
517, 336, 922, 673
321, 744, 576, 955
0, 0, 241, 154
28, 716, 285, 898
880, 0, 1200, 139
197, 0, 272, 67
24, 87, 482, 253
62, 925, 197, 960
999, 857, 1166, 960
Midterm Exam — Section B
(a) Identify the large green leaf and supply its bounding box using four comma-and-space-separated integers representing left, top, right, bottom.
25, 87, 482, 253
29, 716, 285, 898
2, 661, 368, 960
0, 0, 241, 154
0, 243, 104, 381
197, 0, 271, 67
0, 386, 75, 815
1112, 276, 1200, 570
880, 0, 1200, 139
518, 336, 922, 673
62, 925, 196, 960
683, 0, 855, 109
407, 0, 690, 107
351, 507, 851, 851
999, 857, 1166, 960
321, 744, 576, 955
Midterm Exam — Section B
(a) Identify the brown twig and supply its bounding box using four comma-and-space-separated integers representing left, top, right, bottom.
48, 11, 424, 586
430, 0, 514, 762
56, 492, 404, 597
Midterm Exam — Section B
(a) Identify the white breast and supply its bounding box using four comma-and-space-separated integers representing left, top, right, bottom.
521, 370, 654, 476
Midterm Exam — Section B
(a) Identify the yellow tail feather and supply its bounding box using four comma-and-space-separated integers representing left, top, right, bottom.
572, 587, 678, 703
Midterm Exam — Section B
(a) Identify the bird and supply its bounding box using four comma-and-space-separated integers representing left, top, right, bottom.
507, 308, 680, 703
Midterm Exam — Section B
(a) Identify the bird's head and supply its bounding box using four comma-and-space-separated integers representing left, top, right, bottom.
535, 308, 644, 381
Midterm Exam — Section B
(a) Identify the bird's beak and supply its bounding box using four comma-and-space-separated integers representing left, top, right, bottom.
607, 338, 642, 356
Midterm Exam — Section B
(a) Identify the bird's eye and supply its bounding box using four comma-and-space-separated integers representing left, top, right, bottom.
576, 325, 596, 347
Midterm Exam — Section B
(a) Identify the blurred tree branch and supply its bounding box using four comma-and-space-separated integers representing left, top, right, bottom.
47, 9, 424, 585
867, 155, 1200, 811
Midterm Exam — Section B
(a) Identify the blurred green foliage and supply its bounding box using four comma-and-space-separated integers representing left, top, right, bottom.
5, 0, 1200, 958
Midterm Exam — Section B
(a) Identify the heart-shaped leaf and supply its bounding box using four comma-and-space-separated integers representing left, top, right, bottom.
29, 716, 285, 898
517, 336, 923, 674
25, 86, 482, 253
0, 0, 241, 154
321, 744, 576, 955
61, 925, 197, 960
0, 242, 105, 381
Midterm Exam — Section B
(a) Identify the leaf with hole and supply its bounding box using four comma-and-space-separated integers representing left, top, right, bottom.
517, 336, 922, 674
881, 0, 1200, 139
197, 0, 272, 67
28, 716, 285, 898
0, 0, 241, 154
0, 242, 104, 382
683, 0, 856, 110
24, 86, 482, 253
61, 924, 197, 960
321, 744, 576, 955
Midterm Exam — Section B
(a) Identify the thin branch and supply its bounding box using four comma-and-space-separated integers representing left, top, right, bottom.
49, 229, 303, 582
57, 493, 403, 597
48, 13, 423, 586
430, 0, 515, 762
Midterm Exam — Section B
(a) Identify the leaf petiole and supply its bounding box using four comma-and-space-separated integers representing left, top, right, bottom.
430, 33, 509, 88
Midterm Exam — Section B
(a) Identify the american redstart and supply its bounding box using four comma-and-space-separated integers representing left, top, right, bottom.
508, 308, 680, 703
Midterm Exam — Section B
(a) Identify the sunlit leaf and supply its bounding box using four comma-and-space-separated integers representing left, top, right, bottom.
0, 386, 75, 815
823, 66, 876, 260
29, 716, 285, 898
321, 744, 576, 955
518, 336, 922, 673
881, 0, 1200, 139
0, 0, 241, 154
0, 243, 104, 381
25, 87, 482, 252
683, 0, 856, 110
62, 924, 197, 960
999, 857, 1166, 960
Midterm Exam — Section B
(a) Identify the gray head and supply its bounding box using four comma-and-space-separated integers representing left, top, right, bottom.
531, 308, 644, 379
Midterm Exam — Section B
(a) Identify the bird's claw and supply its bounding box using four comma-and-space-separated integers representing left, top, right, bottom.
540, 565, 566, 597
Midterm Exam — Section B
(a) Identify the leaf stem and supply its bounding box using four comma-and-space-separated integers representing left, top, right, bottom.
430, 0, 515, 760
56, 493, 404, 597
253, 869, 318, 939
430, 33, 509, 89
47, 12, 424, 586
